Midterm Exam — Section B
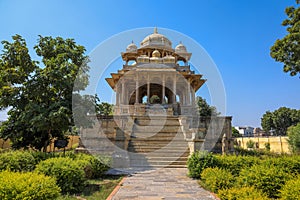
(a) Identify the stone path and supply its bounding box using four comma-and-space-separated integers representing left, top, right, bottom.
110, 168, 219, 200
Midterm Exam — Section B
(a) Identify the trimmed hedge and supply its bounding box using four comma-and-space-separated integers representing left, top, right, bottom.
280, 176, 300, 200
215, 155, 260, 176
218, 187, 269, 200
35, 157, 86, 194
200, 167, 234, 193
238, 164, 292, 198
187, 151, 218, 178
262, 156, 300, 175
0, 151, 36, 172
0, 170, 60, 199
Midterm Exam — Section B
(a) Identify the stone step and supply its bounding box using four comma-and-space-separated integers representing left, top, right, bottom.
128, 148, 188, 153
129, 142, 187, 147
135, 119, 180, 126
129, 160, 187, 167
133, 125, 181, 133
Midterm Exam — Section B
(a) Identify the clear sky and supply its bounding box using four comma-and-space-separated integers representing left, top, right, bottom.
0, 0, 299, 127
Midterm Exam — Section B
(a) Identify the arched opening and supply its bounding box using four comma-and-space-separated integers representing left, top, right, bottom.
177, 60, 185, 66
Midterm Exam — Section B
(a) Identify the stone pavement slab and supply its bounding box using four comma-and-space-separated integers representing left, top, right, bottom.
110, 168, 219, 200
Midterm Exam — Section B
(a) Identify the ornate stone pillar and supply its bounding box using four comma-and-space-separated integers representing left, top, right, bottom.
121, 79, 125, 105
173, 74, 176, 103
162, 74, 165, 104
115, 85, 119, 106
147, 74, 150, 103
187, 78, 191, 106
135, 74, 139, 104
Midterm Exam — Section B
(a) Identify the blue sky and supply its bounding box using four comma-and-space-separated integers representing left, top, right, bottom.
0, 0, 299, 127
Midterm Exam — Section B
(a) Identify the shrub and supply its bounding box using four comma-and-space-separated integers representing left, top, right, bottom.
280, 176, 300, 200
200, 167, 234, 193
215, 155, 260, 176
0, 151, 36, 172
238, 164, 292, 198
187, 151, 218, 178
0, 170, 60, 199
35, 157, 86, 194
264, 142, 271, 151
218, 187, 269, 200
262, 156, 300, 175
75, 153, 111, 179
246, 140, 255, 149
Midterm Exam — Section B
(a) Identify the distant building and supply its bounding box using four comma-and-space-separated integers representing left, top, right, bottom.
235, 126, 254, 137
253, 127, 267, 137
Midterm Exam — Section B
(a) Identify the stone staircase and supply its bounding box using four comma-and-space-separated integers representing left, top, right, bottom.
127, 116, 189, 168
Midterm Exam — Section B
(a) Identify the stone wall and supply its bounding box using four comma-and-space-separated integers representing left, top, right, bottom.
235, 136, 290, 153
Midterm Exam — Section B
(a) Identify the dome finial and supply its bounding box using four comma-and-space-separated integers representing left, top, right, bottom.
154, 27, 158, 34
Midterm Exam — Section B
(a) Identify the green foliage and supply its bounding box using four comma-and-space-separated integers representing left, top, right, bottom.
200, 167, 234, 193
215, 155, 260, 176
95, 95, 114, 116
231, 127, 240, 137
35, 157, 86, 194
264, 142, 271, 151
261, 107, 300, 136
238, 164, 292, 198
262, 156, 300, 175
280, 176, 300, 200
218, 187, 269, 200
187, 151, 218, 178
0, 170, 61, 200
196, 96, 220, 117
0, 151, 36, 172
0, 35, 90, 151
270, 1, 300, 76
74, 153, 111, 179
287, 123, 300, 154
246, 140, 255, 149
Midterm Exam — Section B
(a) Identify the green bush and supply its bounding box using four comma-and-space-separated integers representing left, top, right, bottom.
238, 164, 291, 198
35, 157, 86, 194
187, 151, 218, 178
0, 151, 36, 172
0, 170, 60, 199
280, 176, 300, 200
215, 155, 260, 176
200, 167, 234, 193
75, 153, 111, 179
218, 187, 269, 200
262, 156, 300, 175
246, 140, 255, 149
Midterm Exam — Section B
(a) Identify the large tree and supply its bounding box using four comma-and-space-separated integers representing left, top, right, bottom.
261, 107, 300, 135
196, 96, 220, 117
0, 35, 89, 151
270, 1, 300, 76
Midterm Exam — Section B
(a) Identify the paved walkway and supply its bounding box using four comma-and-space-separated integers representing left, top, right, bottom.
110, 168, 219, 200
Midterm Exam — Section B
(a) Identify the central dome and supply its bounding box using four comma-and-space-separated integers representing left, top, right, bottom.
140, 28, 172, 49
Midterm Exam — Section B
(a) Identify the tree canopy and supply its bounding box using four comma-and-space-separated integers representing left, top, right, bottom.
0, 35, 89, 151
270, 1, 300, 76
261, 107, 300, 135
196, 96, 220, 117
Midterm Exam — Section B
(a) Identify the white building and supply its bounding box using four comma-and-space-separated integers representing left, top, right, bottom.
235, 126, 254, 137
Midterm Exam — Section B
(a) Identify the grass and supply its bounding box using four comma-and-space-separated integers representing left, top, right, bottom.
57, 175, 123, 200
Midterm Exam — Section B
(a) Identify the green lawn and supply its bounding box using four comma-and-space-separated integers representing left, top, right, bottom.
57, 176, 123, 200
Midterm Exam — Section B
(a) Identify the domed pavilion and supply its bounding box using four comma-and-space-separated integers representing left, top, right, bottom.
106, 28, 205, 116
